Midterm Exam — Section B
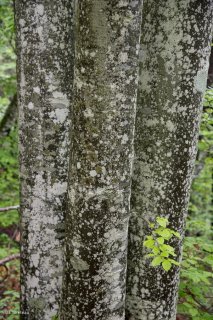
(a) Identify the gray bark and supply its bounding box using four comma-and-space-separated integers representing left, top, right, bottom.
15, 1, 74, 319
126, 1, 213, 319
60, 1, 142, 319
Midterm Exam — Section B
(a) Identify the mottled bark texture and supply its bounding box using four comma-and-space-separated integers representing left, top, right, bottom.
126, 1, 213, 319
60, 1, 142, 319
15, 1, 74, 319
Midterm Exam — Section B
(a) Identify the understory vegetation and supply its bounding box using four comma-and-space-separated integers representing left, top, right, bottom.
0, 1, 212, 319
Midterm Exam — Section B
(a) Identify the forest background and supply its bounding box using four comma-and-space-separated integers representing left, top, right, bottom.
0, 1, 212, 319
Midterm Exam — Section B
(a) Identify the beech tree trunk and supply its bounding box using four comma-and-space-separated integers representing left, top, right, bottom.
126, 1, 213, 320
60, 1, 142, 319
15, 1, 74, 318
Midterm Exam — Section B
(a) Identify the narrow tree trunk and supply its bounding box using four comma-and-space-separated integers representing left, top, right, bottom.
60, 1, 142, 319
207, 45, 213, 86
0, 93, 17, 137
15, 1, 74, 318
126, 1, 213, 319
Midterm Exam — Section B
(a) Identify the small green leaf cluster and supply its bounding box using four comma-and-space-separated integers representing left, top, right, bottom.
143, 217, 180, 271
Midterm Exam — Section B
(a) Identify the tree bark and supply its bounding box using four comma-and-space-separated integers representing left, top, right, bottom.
0, 93, 17, 137
60, 1, 142, 319
207, 45, 213, 86
15, 1, 74, 319
126, 1, 213, 320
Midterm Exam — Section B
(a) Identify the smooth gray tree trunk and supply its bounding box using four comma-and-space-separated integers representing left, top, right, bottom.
60, 1, 142, 319
126, 0, 213, 319
15, 1, 74, 318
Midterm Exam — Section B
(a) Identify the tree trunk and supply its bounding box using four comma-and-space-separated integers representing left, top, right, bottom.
60, 1, 142, 319
207, 45, 213, 86
15, 1, 74, 319
0, 93, 17, 137
126, 1, 213, 319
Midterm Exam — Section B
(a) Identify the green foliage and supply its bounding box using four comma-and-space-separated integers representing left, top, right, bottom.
177, 87, 213, 319
0, 0, 16, 117
192, 88, 213, 218
0, 0, 18, 227
0, 247, 18, 260
0, 2, 19, 317
0, 126, 19, 227
143, 216, 180, 271
178, 223, 213, 320
0, 0, 17, 220
0, 290, 20, 320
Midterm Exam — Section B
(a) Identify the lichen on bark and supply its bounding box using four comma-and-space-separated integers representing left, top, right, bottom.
60, 1, 142, 319
126, 0, 213, 319
15, 0, 74, 318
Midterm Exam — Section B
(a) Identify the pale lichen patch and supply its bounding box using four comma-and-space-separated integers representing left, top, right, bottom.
33, 87, 40, 94
70, 256, 89, 271
28, 102, 34, 109
194, 68, 209, 93
89, 170, 97, 177
36, 4, 44, 16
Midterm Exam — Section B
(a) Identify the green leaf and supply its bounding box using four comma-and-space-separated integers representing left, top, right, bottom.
160, 251, 169, 257
160, 229, 171, 239
152, 247, 160, 255
146, 235, 154, 240
169, 259, 180, 266
162, 260, 172, 271
144, 239, 155, 249
187, 259, 197, 265
157, 237, 164, 245
188, 307, 199, 317
151, 256, 163, 267
203, 255, 213, 266
156, 217, 168, 228
202, 244, 213, 253
155, 228, 171, 239
171, 230, 181, 239
160, 244, 175, 253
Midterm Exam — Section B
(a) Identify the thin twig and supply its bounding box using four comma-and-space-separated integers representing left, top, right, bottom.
0, 205, 19, 212
0, 253, 20, 266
